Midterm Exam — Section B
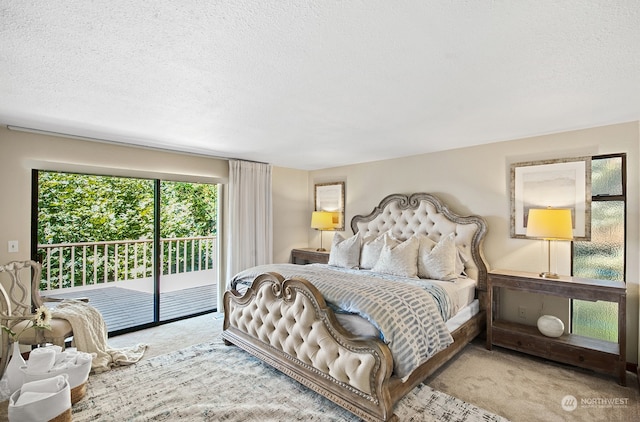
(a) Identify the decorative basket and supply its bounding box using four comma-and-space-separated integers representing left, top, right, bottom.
47, 408, 72, 422
20, 352, 92, 404
8, 375, 71, 422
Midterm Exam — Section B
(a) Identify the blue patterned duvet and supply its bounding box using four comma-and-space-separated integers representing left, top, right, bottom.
230, 263, 454, 380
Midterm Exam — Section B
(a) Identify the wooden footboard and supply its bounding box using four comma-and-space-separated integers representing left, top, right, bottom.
223, 272, 397, 421
223, 271, 485, 422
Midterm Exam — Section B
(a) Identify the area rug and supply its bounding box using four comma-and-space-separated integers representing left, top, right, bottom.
71, 337, 510, 421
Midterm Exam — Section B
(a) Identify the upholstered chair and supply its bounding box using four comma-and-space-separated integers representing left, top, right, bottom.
0, 260, 86, 376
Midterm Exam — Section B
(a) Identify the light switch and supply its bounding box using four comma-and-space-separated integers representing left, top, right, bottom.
8, 240, 18, 253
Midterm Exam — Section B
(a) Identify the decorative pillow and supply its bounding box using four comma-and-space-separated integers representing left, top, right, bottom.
417, 233, 459, 281
371, 235, 419, 278
360, 231, 394, 270
328, 232, 360, 269
455, 249, 469, 277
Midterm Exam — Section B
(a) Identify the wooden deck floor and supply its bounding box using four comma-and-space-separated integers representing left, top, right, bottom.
46, 284, 217, 333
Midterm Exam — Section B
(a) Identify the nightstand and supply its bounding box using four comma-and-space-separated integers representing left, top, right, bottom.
486, 269, 626, 385
291, 248, 330, 265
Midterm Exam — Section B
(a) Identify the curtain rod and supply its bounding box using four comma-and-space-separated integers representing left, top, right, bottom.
6, 125, 269, 165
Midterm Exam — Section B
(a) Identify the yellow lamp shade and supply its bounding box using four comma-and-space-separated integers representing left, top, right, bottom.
526, 208, 573, 240
311, 211, 334, 230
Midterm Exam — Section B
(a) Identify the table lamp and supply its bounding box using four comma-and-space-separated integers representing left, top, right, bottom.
526, 207, 574, 279
311, 211, 334, 251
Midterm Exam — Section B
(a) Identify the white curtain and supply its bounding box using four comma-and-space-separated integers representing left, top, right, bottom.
226, 160, 273, 281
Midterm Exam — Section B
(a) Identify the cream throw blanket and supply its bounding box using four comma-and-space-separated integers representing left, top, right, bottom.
51, 300, 147, 373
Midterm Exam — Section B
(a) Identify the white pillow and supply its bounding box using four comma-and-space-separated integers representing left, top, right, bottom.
360, 231, 394, 270
328, 232, 360, 269
455, 249, 469, 277
371, 235, 419, 278
417, 233, 459, 281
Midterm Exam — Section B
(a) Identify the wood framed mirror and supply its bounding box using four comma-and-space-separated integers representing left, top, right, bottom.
314, 182, 345, 231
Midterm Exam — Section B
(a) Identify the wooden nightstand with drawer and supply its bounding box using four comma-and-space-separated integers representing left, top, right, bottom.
486, 269, 626, 385
291, 248, 330, 265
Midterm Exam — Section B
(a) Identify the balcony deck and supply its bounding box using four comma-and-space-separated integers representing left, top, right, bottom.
45, 283, 218, 334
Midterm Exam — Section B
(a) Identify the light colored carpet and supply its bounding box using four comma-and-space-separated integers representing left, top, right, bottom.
71, 336, 508, 421
109, 313, 639, 421
2, 313, 638, 421
427, 338, 640, 422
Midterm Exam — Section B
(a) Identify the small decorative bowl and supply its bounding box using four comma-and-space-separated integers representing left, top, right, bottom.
537, 315, 565, 337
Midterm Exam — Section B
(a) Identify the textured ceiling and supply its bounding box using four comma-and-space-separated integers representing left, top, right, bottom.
1, 1, 639, 170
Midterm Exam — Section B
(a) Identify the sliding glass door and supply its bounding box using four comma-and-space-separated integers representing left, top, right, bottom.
158, 181, 217, 322
34, 171, 218, 334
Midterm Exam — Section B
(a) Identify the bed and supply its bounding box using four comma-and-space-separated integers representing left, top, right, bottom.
222, 192, 489, 421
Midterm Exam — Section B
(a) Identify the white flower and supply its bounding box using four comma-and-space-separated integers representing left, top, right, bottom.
1, 306, 52, 342
34, 305, 52, 328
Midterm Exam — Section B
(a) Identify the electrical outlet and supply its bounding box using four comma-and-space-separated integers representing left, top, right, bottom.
518, 306, 526, 319
8, 240, 18, 253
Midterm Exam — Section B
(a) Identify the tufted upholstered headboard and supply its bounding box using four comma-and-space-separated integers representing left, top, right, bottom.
350, 193, 489, 290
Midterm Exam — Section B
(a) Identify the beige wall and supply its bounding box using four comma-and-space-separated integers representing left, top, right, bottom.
307, 121, 640, 365
272, 167, 310, 263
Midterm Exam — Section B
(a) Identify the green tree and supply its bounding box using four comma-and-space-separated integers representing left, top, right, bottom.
160, 181, 217, 238
38, 173, 217, 244
37, 172, 218, 288
38, 172, 155, 244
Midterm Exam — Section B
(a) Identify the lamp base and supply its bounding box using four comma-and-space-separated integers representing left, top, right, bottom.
539, 271, 560, 279
316, 248, 326, 252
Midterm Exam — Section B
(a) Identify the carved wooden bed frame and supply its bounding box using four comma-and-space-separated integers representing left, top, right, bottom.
223, 193, 489, 421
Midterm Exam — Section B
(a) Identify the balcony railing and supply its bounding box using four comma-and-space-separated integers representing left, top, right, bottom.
37, 236, 217, 292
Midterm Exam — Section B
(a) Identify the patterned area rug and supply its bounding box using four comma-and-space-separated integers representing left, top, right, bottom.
72, 337, 509, 421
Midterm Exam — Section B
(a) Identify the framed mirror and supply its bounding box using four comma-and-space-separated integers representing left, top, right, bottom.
510, 156, 591, 240
314, 182, 345, 231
